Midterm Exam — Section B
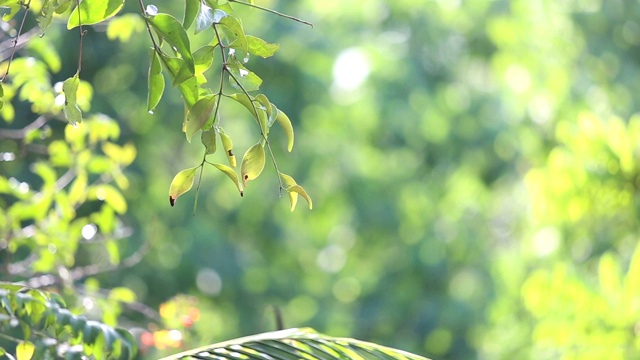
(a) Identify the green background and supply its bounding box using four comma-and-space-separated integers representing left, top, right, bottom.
3, 0, 640, 359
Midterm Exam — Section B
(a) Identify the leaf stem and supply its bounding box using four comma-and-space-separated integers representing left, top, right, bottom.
0, 331, 23, 344
0, 0, 31, 83
192, 153, 208, 215
226, 68, 284, 193
76, 0, 86, 74
228, 0, 313, 28
137, 0, 162, 52
212, 24, 227, 127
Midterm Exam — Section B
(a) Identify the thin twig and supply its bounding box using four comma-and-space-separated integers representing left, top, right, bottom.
68, 238, 151, 280
192, 155, 206, 216
23, 237, 151, 289
212, 24, 227, 127
0, 26, 40, 62
1, 0, 32, 82
0, 332, 23, 344
0, 115, 48, 139
137, 0, 162, 51
75, 0, 85, 74
228, 0, 313, 27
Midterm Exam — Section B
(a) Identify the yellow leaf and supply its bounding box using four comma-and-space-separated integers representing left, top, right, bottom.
276, 109, 294, 152
220, 131, 236, 167
287, 185, 312, 210
241, 143, 266, 187
16, 341, 35, 360
169, 167, 198, 207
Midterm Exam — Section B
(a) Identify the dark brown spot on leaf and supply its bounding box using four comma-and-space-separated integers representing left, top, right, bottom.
170, 196, 176, 207
228, 150, 234, 156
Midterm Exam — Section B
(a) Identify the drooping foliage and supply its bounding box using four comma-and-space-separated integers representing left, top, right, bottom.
0, 0, 314, 358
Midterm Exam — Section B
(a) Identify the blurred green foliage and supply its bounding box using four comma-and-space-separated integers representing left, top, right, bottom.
2, 0, 640, 359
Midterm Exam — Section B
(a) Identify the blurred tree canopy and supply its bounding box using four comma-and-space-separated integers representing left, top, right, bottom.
2, 0, 640, 359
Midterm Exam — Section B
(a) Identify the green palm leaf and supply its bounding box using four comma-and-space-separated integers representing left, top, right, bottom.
159, 328, 430, 360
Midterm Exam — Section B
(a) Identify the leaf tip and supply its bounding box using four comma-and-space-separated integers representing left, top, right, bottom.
170, 196, 176, 207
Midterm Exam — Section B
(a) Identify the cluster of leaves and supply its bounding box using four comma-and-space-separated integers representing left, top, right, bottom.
508, 113, 640, 357
1, 117, 134, 274
159, 328, 430, 360
0, 0, 311, 212
0, 283, 136, 359
518, 242, 640, 359
143, 0, 312, 211
0, 2, 139, 357
0, 0, 314, 359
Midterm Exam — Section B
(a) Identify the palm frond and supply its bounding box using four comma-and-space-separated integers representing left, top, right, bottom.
159, 328, 431, 360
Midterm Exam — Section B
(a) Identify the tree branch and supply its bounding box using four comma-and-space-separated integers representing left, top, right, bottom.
0, 26, 41, 62
227, 0, 313, 27
0, 115, 48, 139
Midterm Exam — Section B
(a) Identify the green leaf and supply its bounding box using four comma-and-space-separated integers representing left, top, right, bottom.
158, 54, 200, 107
229, 93, 268, 135
55, 0, 72, 14
109, 287, 136, 304
169, 167, 198, 207
241, 143, 266, 187
67, 0, 125, 29
184, 0, 200, 30
227, 61, 263, 92
220, 130, 236, 167
1, 4, 21, 21
90, 184, 127, 214
0, 0, 21, 7
173, 64, 196, 88
246, 35, 280, 58
38, 0, 55, 31
201, 128, 217, 154
68, 169, 88, 205
276, 108, 294, 152
229, 93, 258, 118
116, 328, 138, 360
172, 45, 215, 86
193, 46, 216, 74
70, 315, 88, 334
62, 73, 82, 125
185, 95, 217, 142
26, 36, 61, 72
106, 13, 145, 42
148, 13, 195, 74
219, 15, 248, 58
255, 94, 276, 128
210, 163, 243, 196
196, 3, 226, 34
148, 50, 165, 112
156, 328, 430, 360
106, 240, 120, 265
16, 341, 35, 360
